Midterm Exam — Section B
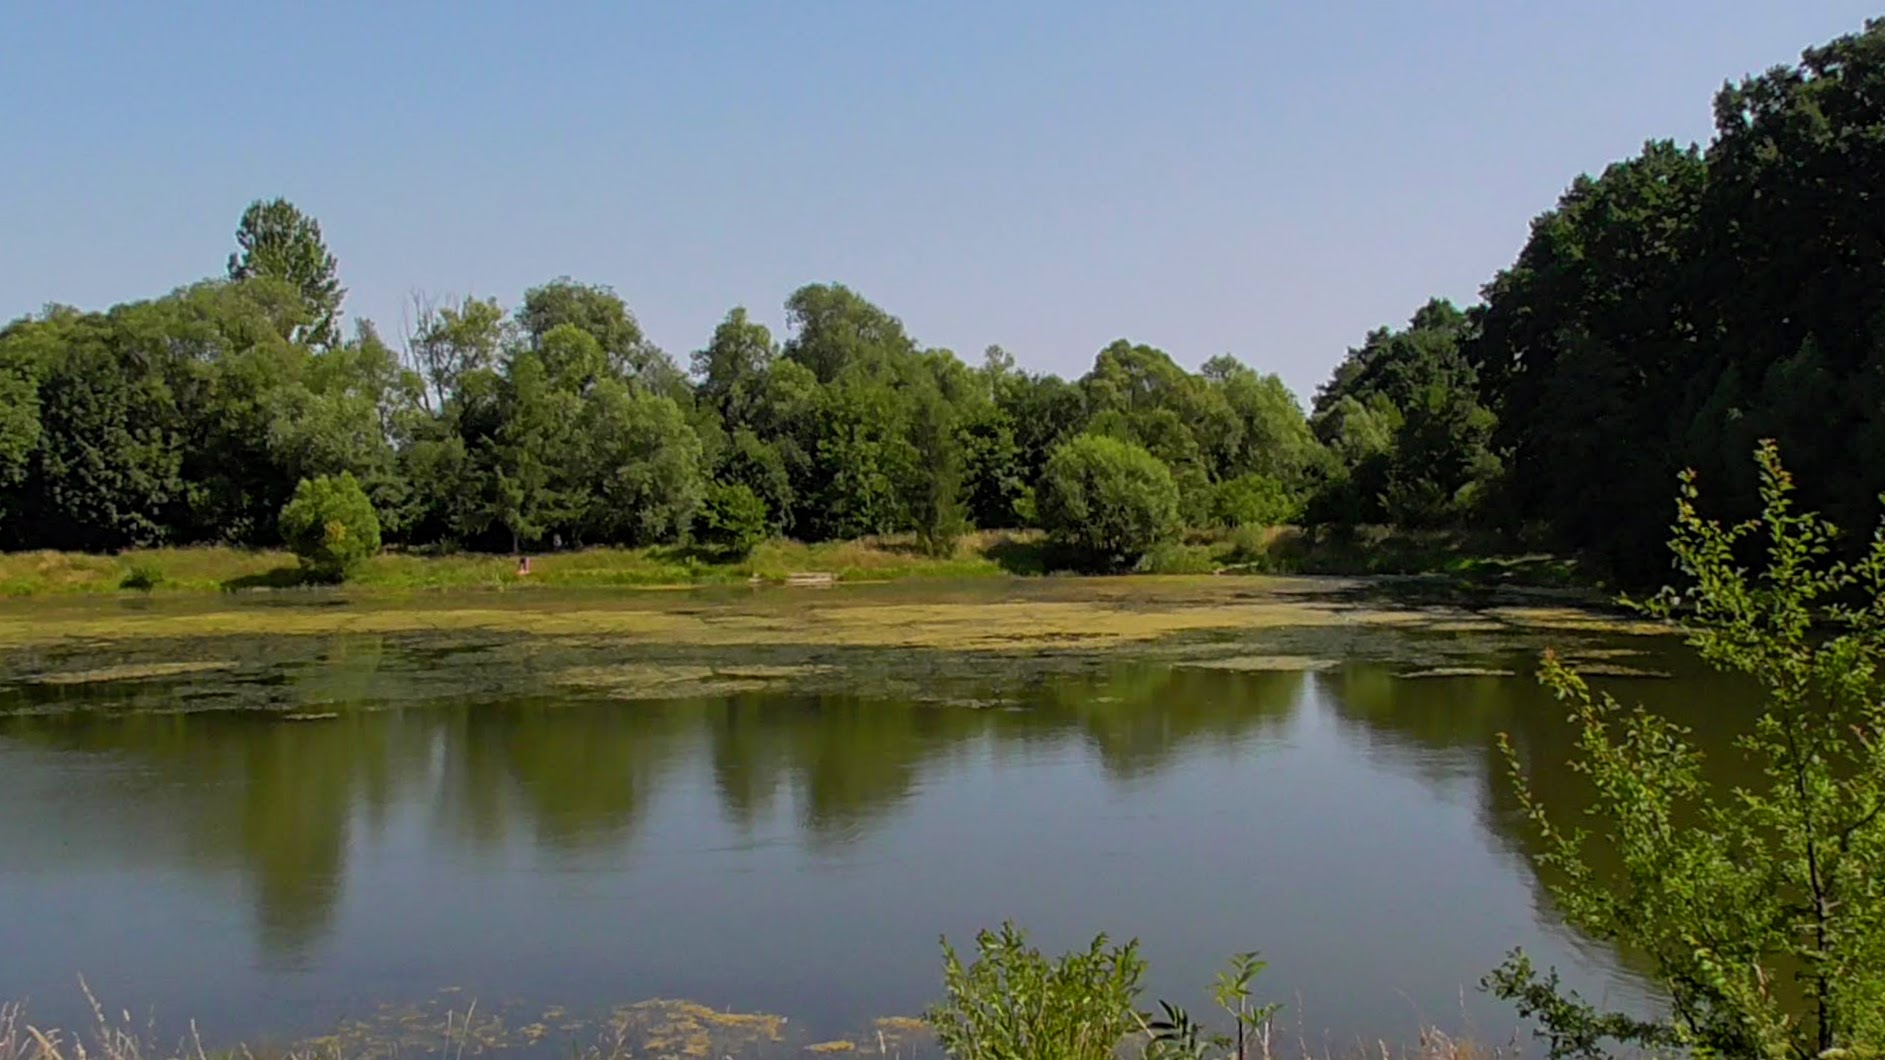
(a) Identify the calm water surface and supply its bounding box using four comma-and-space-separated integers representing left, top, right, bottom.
0, 581, 1758, 1052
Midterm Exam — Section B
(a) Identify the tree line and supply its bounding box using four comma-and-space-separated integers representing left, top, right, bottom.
0, 211, 1325, 569
2, 18, 1880, 577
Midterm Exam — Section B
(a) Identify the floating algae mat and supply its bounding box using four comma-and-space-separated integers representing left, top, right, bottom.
1564, 662, 1674, 678
555, 663, 840, 700
0, 577, 1676, 717
0, 576, 1660, 651
291, 992, 926, 1059
1395, 666, 1520, 679
1178, 654, 1340, 672
28, 660, 238, 685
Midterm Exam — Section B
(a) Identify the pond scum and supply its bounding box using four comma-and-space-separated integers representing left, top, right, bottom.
0, 578, 1676, 713
0, 992, 926, 1060
0, 576, 1664, 655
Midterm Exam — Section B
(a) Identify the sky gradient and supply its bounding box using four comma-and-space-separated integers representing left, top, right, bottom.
2, 2, 1875, 400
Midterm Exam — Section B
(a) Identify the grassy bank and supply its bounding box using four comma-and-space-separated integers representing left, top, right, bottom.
0, 532, 1037, 597
0, 526, 1586, 598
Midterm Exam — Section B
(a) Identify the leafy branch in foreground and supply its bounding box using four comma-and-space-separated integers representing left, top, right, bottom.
1487, 441, 1885, 1059
926, 924, 1279, 1060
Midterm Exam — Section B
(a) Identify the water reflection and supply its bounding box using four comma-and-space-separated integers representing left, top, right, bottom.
0, 661, 1308, 958
0, 631, 1745, 1043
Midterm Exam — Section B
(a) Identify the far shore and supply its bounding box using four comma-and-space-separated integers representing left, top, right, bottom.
0, 526, 1589, 600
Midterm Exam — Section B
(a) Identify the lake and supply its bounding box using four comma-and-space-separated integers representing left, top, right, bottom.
0, 578, 1755, 1055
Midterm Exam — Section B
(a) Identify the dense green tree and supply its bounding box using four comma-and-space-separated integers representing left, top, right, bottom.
278, 472, 381, 582
695, 480, 769, 558
570, 379, 704, 546
1468, 142, 1705, 569
517, 278, 686, 398
800, 378, 915, 540
400, 430, 479, 547
1210, 473, 1299, 528
997, 371, 1087, 490
1202, 355, 1322, 488
1075, 342, 1216, 525
1684, 22, 1885, 542
717, 428, 796, 534
1313, 300, 1498, 527
1304, 394, 1398, 526
1320, 299, 1478, 417
1036, 434, 1180, 570
11, 305, 187, 550
0, 321, 47, 533
163, 281, 331, 542
1083, 340, 1197, 418
782, 283, 918, 384
405, 294, 509, 413
488, 352, 579, 551
532, 323, 610, 392
1377, 382, 1501, 528
227, 198, 346, 349
905, 390, 968, 555
692, 307, 776, 431
958, 404, 1028, 530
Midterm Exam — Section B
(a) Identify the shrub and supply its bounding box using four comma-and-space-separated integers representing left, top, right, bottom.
1487, 442, 1885, 1058
1210, 473, 1300, 528
118, 561, 164, 592
278, 472, 381, 582
695, 480, 770, 559
926, 924, 1281, 1060
1036, 435, 1180, 571
926, 923, 1145, 1060
1136, 542, 1217, 575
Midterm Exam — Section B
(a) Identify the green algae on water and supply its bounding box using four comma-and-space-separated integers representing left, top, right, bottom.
1179, 654, 1339, 672
555, 662, 838, 700
29, 660, 239, 685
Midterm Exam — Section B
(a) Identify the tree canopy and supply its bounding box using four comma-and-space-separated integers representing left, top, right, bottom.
5, 17, 1882, 578
228, 198, 346, 349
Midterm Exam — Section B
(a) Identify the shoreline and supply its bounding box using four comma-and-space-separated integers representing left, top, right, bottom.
0, 527, 1590, 601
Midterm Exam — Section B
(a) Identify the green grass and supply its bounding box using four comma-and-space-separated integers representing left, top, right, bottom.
0, 525, 1588, 598
0, 531, 1049, 598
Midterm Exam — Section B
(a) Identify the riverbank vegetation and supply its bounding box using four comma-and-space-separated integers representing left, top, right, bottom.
0, 527, 1582, 598
4, 21, 1880, 586
1486, 444, 1885, 1058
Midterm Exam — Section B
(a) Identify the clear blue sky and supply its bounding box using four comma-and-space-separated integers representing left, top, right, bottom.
2, 2, 1874, 400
